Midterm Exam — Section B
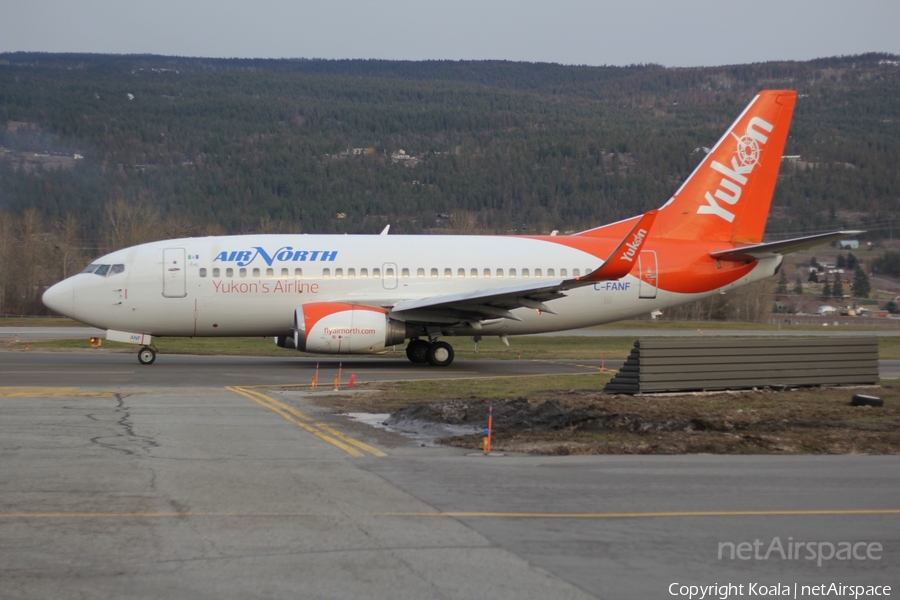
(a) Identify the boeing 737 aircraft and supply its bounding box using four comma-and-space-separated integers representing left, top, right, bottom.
42, 90, 858, 366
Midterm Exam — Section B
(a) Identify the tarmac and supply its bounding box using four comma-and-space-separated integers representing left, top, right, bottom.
1, 339, 898, 598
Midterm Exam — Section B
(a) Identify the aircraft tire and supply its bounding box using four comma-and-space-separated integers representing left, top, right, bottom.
427, 341, 454, 367
138, 347, 156, 365
406, 339, 430, 363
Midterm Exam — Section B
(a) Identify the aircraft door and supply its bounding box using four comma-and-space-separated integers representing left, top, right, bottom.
637, 250, 658, 299
162, 248, 187, 298
382, 262, 398, 290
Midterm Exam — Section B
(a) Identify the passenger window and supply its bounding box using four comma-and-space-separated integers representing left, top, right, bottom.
496, 268, 504, 278
386, 267, 395, 277
252, 267, 260, 278
335, 268, 343, 279
360, 268, 368, 278
547, 268, 554, 277
199, 268, 207, 277
560, 268, 567, 277
281, 268, 288, 278
239, 268, 247, 278
522, 268, 529, 278
431, 268, 438, 278
471, 268, 478, 278
483, 268, 491, 278
509, 268, 516, 278
349, 268, 356, 278
226, 267, 234, 278
213, 268, 221, 277
585, 268, 593, 276
458, 268, 465, 278
401, 268, 409, 278
573, 268, 580, 277
444, 268, 452, 278
373, 268, 381, 278
323, 268, 331, 278
94, 264, 110, 277
266, 268, 274, 279
535, 268, 542, 278
417, 268, 425, 278
109, 264, 125, 276
294, 268, 302, 279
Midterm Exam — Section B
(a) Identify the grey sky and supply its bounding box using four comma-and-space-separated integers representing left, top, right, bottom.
1, 0, 898, 68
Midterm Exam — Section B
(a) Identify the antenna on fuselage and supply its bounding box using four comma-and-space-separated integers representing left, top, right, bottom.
380, 225, 390, 235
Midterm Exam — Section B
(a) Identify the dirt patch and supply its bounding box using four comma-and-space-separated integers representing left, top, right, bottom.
327, 385, 900, 455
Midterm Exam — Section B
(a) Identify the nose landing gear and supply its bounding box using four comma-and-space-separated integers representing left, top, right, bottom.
405, 339, 455, 367
137, 346, 157, 365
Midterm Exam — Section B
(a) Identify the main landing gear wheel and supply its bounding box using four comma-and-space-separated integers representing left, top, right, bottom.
406, 339, 430, 364
427, 341, 454, 367
137, 346, 156, 365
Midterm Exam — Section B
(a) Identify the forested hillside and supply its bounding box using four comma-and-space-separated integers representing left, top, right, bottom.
1, 52, 899, 313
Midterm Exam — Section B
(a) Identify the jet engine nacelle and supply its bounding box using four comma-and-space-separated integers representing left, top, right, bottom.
293, 302, 409, 354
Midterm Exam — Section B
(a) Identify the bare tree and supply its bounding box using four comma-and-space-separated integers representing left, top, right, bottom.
104, 198, 162, 251
52, 213, 84, 279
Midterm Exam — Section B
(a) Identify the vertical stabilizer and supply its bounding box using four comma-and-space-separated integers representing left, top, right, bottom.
655, 90, 797, 243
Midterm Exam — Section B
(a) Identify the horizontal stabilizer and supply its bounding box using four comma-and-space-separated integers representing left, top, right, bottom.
709, 230, 865, 262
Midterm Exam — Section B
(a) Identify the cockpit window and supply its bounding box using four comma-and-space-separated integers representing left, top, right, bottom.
81, 263, 125, 277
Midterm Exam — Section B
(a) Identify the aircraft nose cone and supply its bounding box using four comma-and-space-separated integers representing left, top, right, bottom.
42, 278, 75, 317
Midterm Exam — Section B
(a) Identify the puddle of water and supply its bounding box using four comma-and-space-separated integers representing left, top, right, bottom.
345, 412, 481, 447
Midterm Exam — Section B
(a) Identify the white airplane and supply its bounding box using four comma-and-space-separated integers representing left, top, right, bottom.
42, 90, 858, 366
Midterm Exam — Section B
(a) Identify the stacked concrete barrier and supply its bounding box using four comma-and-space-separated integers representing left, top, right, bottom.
604, 337, 879, 394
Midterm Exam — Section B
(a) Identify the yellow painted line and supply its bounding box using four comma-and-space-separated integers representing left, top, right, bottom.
313, 422, 387, 457
233, 386, 313, 422
0, 387, 115, 397
226, 386, 383, 458
383, 509, 900, 519
226, 386, 361, 456
1, 508, 897, 520
0, 370, 134, 375
228, 387, 385, 456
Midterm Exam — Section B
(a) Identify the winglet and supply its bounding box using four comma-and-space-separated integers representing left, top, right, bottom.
576, 210, 657, 284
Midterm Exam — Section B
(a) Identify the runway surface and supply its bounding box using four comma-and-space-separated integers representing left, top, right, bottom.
4, 325, 900, 340
1, 351, 898, 599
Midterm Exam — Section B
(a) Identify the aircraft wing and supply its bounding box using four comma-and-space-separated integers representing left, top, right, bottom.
389, 211, 657, 324
709, 230, 865, 262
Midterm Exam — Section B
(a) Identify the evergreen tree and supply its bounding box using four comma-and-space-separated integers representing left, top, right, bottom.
836, 254, 846, 268
808, 270, 818, 283
832, 277, 844, 299
793, 276, 804, 295
846, 252, 858, 270
851, 266, 871, 298
885, 300, 899, 315
872, 251, 900, 277
776, 270, 789, 295
820, 274, 831, 301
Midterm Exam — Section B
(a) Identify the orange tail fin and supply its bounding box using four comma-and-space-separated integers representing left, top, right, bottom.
655, 90, 797, 243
